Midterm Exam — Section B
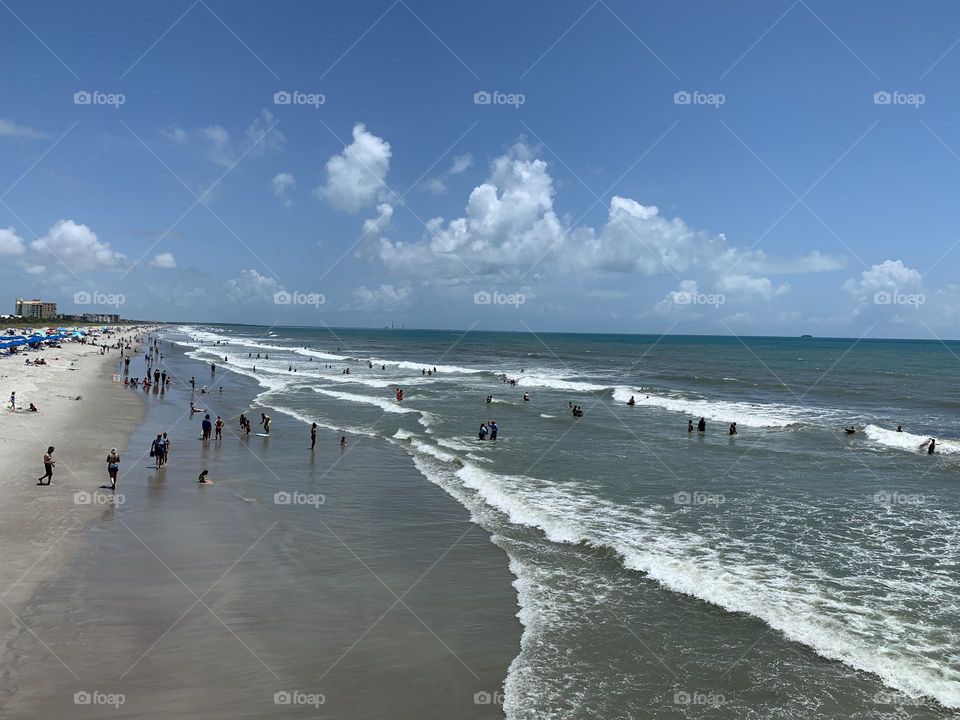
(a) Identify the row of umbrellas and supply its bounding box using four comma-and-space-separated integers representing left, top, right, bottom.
0, 329, 85, 350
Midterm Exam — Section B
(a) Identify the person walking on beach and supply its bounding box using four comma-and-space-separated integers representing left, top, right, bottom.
8, 391, 15, 410
260, 413, 271, 435
162, 432, 171, 465
239, 413, 250, 434
106, 448, 120, 490
151, 433, 165, 469
37, 446, 55, 485
310, 422, 317, 449
202, 414, 213, 441
215, 415, 224, 440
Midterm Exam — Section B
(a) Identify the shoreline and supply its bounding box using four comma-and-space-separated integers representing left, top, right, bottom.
0, 336, 520, 719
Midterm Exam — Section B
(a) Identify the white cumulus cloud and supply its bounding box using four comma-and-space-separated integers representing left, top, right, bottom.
0, 227, 25, 256
30, 220, 126, 271
150, 252, 177, 269
272, 172, 296, 207
221, 269, 283, 304
317, 123, 391, 213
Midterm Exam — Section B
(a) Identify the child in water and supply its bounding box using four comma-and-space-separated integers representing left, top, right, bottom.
198, 469, 212, 484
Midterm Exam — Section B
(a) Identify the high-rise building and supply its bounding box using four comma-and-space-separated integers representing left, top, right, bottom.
14, 298, 57, 320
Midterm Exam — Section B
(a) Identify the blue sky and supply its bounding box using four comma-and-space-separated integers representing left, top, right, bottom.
2, 0, 960, 338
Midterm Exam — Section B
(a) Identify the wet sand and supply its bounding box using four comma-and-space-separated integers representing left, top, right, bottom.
0, 341, 519, 718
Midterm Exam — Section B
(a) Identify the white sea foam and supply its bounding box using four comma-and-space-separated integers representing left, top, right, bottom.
864, 424, 960, 455
310, 386, 415, 414
612, 387, 815, 428
450, 460, 960, 709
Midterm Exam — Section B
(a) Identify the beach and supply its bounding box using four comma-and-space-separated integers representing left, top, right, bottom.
0, 335, 519, 719
0, 335, 144, 609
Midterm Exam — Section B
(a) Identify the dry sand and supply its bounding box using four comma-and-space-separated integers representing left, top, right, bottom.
0, 333, 146, 639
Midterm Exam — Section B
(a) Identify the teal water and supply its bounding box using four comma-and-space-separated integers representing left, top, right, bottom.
173, 325, 960, 718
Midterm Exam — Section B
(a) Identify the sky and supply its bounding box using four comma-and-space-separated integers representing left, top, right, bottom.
1, 0, 960, 339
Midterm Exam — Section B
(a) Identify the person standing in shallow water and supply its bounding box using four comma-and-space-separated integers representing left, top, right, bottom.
260, 413, 271, 434
310, 422, 317, 449
37, 446, 55, 485
106, 448, 120, 490
697, 417, 706, 432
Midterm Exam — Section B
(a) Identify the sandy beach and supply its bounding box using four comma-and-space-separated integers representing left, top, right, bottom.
0, 334, 519, 719
0, 333, 145, 676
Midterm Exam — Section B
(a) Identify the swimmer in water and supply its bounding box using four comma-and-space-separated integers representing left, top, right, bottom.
523, 392, 529, 402
921, 438, 937, 454
897, 425, 902, 432
729, 422, 737, 435
479, 423, 488, 440
697, 417, 706, 432
340, 436, 346, 448
627, 395, 636, 406
688, 419, 694, 433
844, 426, 856, 435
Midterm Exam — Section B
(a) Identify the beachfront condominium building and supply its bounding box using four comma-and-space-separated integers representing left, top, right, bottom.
14, 298, 57, 320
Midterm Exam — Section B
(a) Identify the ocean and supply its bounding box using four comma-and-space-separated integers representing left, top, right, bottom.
171, 325, 960, 719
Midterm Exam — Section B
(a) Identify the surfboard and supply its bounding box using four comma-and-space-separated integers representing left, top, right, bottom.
256, 433, 270, 437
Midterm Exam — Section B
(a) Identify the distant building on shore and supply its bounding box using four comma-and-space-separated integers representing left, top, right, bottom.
56, 312, 121, 323
14, 298, 57, 320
